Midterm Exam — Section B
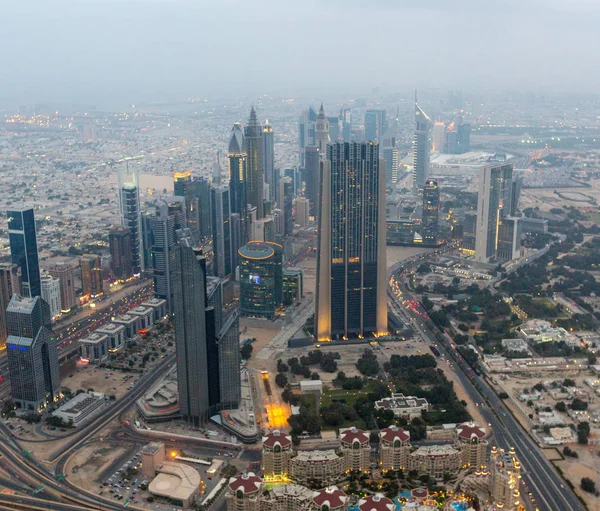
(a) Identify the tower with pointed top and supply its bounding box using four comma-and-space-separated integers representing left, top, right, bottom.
244, 107, 264, 219
413, 92, 432, 191
315, 103, 330, 157
211, 155, 232, 278
228, 122, 247, 245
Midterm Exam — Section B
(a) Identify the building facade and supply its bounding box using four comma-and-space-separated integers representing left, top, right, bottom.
263, 120, 276, 202
48, 262, 76, 313
315, 142, 387, 341
379, 426, 411, 472
211, 176, 233, 278
278, 177, 294, 236
7, 207, 41, 297
80, 254, 103, 297
413, 97, 431, 191
421, 179, 440, 245
262, 430, 293, 481
109, 226, 133, 281
118, 167, 144, 275
229, 122, 248, 246
6, 295, 60, 412
40, 273, 61, 319
339, 427, 371, 472
238, 242, 283, 318
304, 146, 320, 220
0, 263, 21, 349
245, 107, 264, 220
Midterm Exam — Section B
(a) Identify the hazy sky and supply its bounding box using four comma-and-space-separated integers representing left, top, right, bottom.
1, 0, 599, 107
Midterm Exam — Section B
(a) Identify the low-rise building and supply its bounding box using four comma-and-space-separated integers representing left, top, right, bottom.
148, 461, 201, 509
141, 442, 166, 478
52, 392, 106, 427
379, 426, 411, 472
129, 305, 154, 330
408, 445, 462, 479
112, 313, 140, 340
374, 394, 428, 419
142, 297, 168, 323
79, 333, 109, 363
96, 322, 126, 352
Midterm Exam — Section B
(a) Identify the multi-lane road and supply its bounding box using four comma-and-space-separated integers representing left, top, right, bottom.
388, 254, 585, 511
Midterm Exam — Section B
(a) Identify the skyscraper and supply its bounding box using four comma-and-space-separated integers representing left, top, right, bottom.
118, 166, 144, 275
432, 121, 446, 152
48, 262, 76, 313
263, 120, 275, 202
278, 177, 294, 237
457, 122, 471, 154
228, 122, 247, 245
149, 197, 186, 312
40, 273, 61, 320
211, 161, 232, 278
0, 263, 21, 348
422, 179, 440, 246
173, 230, 240, 425
173, 170, 195, 230
475, 164, 515, 263
315, 142, 387, 341
244, 107, 264, 219
6, 294, 60, 412
192, 177, 212, 238
304, 145, 320, 220
382, 146, 399, 187
298, 107, 317, 167
315, 104, 330, 156
7, 207, 41, 298
365, 109, 386, 142
80, 254, 103, 297
413, 94, 432, 191
109, 226, 133, 281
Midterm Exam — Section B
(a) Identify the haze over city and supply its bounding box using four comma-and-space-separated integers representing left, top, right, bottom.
2, 0, 600, 107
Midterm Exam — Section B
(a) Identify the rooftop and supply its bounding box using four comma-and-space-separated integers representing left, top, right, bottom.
375, 394, 428, 410
455, 422, 486, 441
358, 494, 395, 511
313, 487, 347, 509
148, 462, 200, 502
294, 449, 340, 463
339, 427, 369, 445
54, 392, 104, 416
79, 333, 108, 345
379, 426, 410, 443
263, 430, 292, 449
228, 473, 261, 495
411, 445, 460, 457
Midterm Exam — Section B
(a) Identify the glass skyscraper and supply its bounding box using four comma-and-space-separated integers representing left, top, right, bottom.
315, 142, 387, 341
413, 95, 431, 191
228, 122, 247, 245
118, 167, 143, 275
7, 207, 41, 298
244, 106, 264, 219
422, 179, 440, 246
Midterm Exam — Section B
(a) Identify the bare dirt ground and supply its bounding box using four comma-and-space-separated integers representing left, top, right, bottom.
63, 365, 133, 399
555, 447, 600, 510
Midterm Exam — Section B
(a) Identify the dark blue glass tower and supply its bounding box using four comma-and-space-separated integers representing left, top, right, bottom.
7, 207, 41, 298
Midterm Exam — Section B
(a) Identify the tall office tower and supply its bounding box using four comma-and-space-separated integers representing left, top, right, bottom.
230, 213, 242, 271
262, 120, 276, 202
432, 121, 446, 152
149, 197, 186, 312
382, 146, 399, 187
40, 273, 61, 319
304, 146, 320, 220
211, 161, 232, 278
192, 177, 212, 238
294, 197, 310, 227
328, 115, 341, 142
315, 142, 387, 341
118, 166, 144, 275
173, 170, 196, 231
278, 177, 294, 236
228, 122, 248, 245
6, 295, 60, 412
365, 109, 386, 142
457, 122, 471, 154
7, 207, 41, 298
497, 217, 520, 261
0, 263, 21, 348
141, 211, 154, 271
475, 164, 515, 263
109, 226, 133, 281
461, 211, 477, 253
315, 104, 330, 156
244, 106, 264, 220
173, 230, 240, 425
298, 106, 317, 167
421, 179, 440, 245
510, 176, 522, 216
80, 254, 103, 297
413, 93, 432, 191
48, 262, 76, 313
341, 108, 352, 142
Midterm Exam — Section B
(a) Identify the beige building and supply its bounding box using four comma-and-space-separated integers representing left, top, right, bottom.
339, 427, 371, 473
289, 450, 345, 486
379, 426, 411, 472
262, 430, 293, 481
454, 422, 488, 471
227, 473, 262, 511
374, 394, 428, 419
489, 447, 523, 511
148, 462, 201, 509
408, 445, 462, 479
141, 442, 165, 478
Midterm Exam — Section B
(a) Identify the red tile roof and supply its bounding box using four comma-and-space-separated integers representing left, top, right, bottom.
358, 494, 395, 511
263, 430, 292, 448
339, 427, 369, 445
313, 487, 347, 509
228, 473, 262, 494
379, 426, 410, 443
456, 422, 486, 440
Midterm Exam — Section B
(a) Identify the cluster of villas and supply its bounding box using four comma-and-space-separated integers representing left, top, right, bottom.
226, 423, 524, 511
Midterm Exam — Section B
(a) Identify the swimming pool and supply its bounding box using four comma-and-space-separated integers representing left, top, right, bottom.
451, 501, 469, 511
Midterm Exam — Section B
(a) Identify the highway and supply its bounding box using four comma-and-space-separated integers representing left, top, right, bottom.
388, 254, 585, 511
